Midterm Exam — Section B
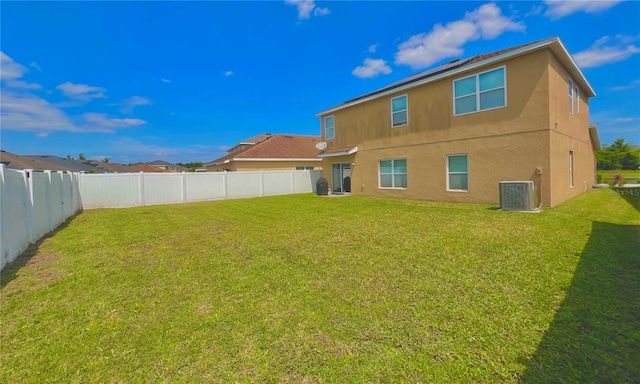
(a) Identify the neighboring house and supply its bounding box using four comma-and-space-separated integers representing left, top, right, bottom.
24, 155, 104, 173
132, 164, 168, 173
144, 160, 186, 172
315, 36, 600, 208
205, 134, 322, 172
82, 160, 139, 173
0, 150, 69, 171
226, 132, 273, 154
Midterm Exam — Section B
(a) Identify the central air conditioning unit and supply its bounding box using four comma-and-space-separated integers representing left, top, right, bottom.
499, 181, 536, 211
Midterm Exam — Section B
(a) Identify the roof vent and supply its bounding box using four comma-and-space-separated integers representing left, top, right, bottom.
285, 135, 293, 138
446, 58, 461, 64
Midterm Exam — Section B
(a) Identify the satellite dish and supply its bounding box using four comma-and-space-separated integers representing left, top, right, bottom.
315, 142, 327, 150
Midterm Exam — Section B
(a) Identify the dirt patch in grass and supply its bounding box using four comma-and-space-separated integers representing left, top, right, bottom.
1, 240, 63, 297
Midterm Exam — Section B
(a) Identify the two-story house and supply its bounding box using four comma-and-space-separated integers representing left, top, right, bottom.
316, 37, 600, 208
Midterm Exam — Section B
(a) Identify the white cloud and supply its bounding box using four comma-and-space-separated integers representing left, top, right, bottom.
108, 138, 227, 163
610, 79, 640, 91
118, 96, 152, 114
0, 89, 77, 133
314, 7, 330, 17
285, 0, 329, 20
160, 78, 171, 83
225, 71, 234, 76
352, 58, 392, 79
395, 3, 524, 69
57, 81, 107, 101
29, 62, 42, 71
525, 5, 543, 17
368, 44, 379, 54
82, 113, 145, 132
544, 0, 622, 19
0, 51, 42, 89
573, 35, 640, 69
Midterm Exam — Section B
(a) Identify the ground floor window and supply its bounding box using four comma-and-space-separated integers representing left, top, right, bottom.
447, 154, 468, 191
296, 166, 314, 170
569, 151, 574, 187
379, 159, 407, 188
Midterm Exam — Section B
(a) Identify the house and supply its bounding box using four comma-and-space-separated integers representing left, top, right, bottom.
144, 160, 186, 172
0, 150, 69, 171
315, 37, 600, 208
24, 155, 104, 173
205, 134, 322, 172
82, 160, 139, 173
226, 132, 273, 154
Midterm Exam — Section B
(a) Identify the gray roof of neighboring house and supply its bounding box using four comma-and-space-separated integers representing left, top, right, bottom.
146, 160, 176, 166
25, 155, 103, 172
0, 150, 69, 171
227, 132, 273, 153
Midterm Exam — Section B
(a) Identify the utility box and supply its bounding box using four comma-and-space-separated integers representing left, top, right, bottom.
316, 177, 329, 196
499, 181, 536, 211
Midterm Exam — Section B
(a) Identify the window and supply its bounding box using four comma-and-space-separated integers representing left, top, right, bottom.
379, 159, 407, 188
325, 116, 335, 140
391, 95, 408, 127
575, 86, 580, 113
296, 166, 314, 170
453, 67, 506, 115
447, 154, 468, 191
569, 151, 574, 188
568, 78, 574, 114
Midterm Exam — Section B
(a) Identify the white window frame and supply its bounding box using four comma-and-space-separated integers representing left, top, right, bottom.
324, 115, 335, 140
569, 151, 574, 188
378, 158, 407, 189
453, 66, 507, 116
390, 94, 408, 127
568, 78, 574, 115
575, 86, 580, 113
446, 154, 469, 192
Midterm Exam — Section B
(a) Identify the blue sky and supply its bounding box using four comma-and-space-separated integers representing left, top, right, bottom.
1, 1, 639, 164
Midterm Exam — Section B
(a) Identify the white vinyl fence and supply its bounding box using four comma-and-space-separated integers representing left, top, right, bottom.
79, 170, 321, 209
0, 168, 321, 271
0, 166, 82, 270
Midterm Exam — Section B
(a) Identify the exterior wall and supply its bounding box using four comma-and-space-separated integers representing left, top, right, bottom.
206, 160, 321, 172
547, 53, 596, 206
322, 131, 551, 206
320, 48, 561, 206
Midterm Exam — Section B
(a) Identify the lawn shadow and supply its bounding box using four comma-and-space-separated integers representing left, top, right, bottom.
611, 187, 640, 212
520, 221, 640, 383
0, 213, 80, 289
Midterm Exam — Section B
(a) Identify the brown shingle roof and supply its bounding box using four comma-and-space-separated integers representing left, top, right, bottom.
0, 150, 69, 171
207, 134, 321, 165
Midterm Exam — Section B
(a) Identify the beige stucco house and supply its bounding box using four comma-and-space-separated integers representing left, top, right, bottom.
205, 134, 322, 172
316, 37, 601, 208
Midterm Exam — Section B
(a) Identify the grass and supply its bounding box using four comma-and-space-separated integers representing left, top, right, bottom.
1, 190, 638, 383
598, 169, 640, 184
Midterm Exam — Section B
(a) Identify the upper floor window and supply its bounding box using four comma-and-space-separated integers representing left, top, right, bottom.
325, 116, 335, 140
568, 78, 574, 115
575, 86, 580, 113
391, 95, 408, 127
453, 66, 506, 116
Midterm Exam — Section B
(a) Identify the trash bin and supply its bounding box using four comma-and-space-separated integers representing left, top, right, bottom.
316, 177, 329, 195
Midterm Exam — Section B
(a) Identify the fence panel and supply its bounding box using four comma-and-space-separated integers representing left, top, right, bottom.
31, 172, 52, 240
49, 172, 64, 228
143, 173, 184, 205
227, 172, 262, 198
263, 172, 294, 196
0, 170, 30, 269
79, 173, 141, 209
185, 173, 226, 202
61, 172, 74, 220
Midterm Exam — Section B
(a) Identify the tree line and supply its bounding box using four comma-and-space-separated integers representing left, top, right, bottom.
596, 138, 640, 170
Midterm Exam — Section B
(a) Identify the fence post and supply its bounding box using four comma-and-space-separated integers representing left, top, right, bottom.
260, 171, 264, 196
139, 172, 145, 206
43, 171, 54, 232
57, 171, 64, 225
0, 164, 7, 269
23, 170, 35, 243
182, 171, 187, 203
224, 171, 228, 199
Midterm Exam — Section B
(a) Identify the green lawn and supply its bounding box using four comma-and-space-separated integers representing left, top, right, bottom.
1, 190, 639, 383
